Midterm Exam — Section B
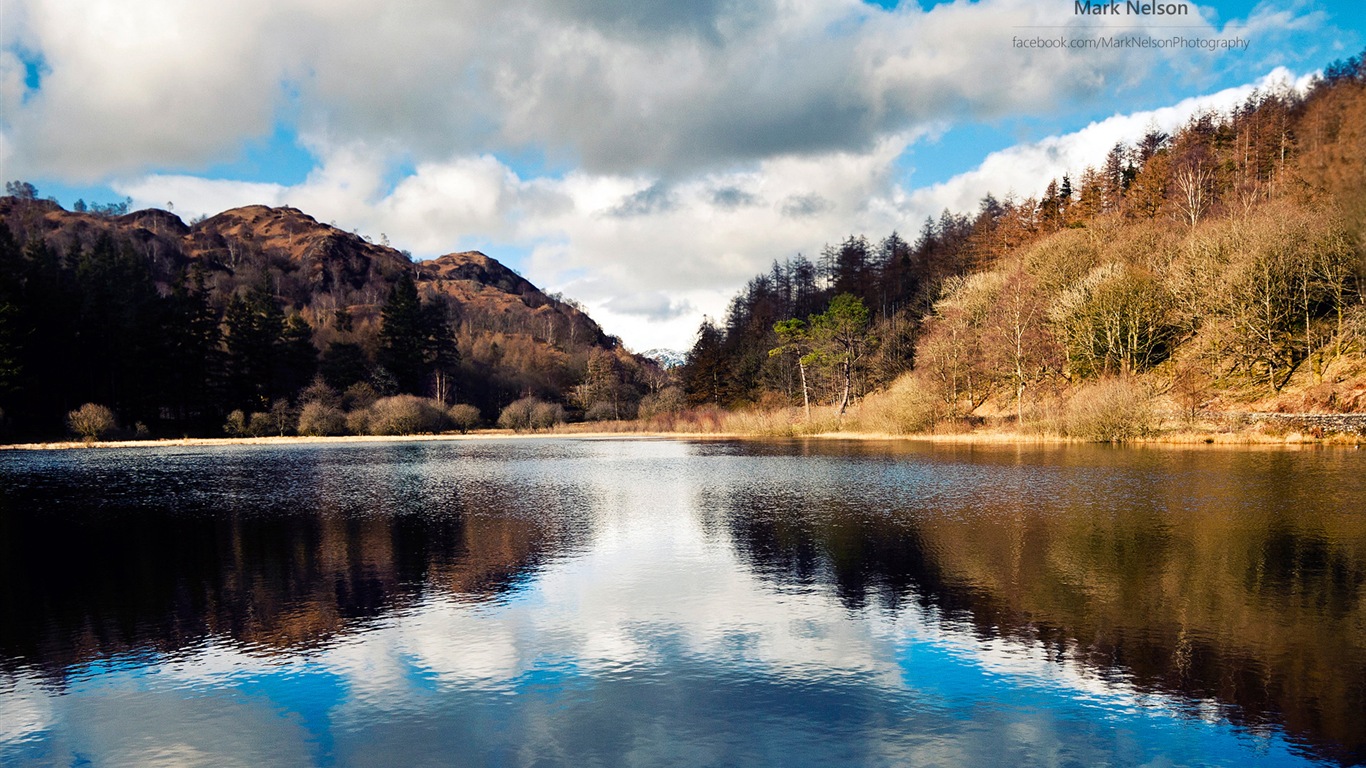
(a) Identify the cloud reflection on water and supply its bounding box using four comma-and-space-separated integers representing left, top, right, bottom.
0, 438, 1358, 766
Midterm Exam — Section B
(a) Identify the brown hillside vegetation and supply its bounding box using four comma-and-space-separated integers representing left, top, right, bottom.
0, 196, 660, 438
683, 50, 1366, 439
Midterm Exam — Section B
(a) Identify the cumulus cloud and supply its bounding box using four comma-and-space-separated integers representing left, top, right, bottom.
5, 0, 293, 182
904, 67, 1316, 217
2, 0, 1268, 182
710, 186, 761, 209
113, 65, 1313, 352
780, 193, 834, 219
602, 291, 696, 322
607, 181, 677, 218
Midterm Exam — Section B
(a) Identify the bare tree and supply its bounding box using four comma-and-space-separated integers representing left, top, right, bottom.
1173, 163, 1214, 228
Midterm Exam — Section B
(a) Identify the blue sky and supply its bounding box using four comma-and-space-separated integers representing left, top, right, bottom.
2, 0, 1362, 350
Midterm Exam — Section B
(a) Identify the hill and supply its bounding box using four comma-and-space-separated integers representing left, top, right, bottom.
0, 198, 661, 439
679, 49, 1366, 437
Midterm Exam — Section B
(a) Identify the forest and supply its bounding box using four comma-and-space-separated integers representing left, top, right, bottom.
0, 200, 664, 440
680, 50, 1366, 438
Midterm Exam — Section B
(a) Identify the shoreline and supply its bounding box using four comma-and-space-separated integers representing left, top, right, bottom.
3, 425, 1361, 452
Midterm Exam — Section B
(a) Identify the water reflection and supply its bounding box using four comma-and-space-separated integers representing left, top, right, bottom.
0, 438, 1362, 766
0, 442, 584, 675
723, 441, 1366, 765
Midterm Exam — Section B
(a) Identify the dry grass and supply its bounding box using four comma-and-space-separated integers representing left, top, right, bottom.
1059, 378, 1157, 442
553, 404, 843, 437
851, 377, 944, 435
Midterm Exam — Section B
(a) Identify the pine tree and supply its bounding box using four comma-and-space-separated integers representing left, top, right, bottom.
164, 267, 222, 431
422, 298, 460, 403
379, 272, 426, 394
278, 314, 318, 398
321, 342, 370, 391
73, 235, 163, 426
808, 294, 872, 416
224, 284, 286, 411
0, 225, 23, 400
683, 320, 725, 406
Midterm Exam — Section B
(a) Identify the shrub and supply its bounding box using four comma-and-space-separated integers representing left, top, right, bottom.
855, 376, 943, 434
299, 377, 341, 409
638, 387, 686, 420
245, 411, 273, 437
346, 408, 371, 435
1063, 378, 1156, 441
583, 401, 618, 422
531, 401, 567, 430
447, 403, 481, 433
1020, 388, 1068, 436
1170, 364, 1213, 422
67, 403, 117, 441
497, 397, 536, 431
223, 409, 248, 437
365, 395, 452, 435
298, 402, 348, 436
343, 382, 379, 411
258, 400, 294, 437
498, 397, 564, 431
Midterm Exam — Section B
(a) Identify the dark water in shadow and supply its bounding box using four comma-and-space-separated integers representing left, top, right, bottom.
0, 438, 1362, 766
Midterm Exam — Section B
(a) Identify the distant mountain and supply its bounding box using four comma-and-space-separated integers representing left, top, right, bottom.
641, 348, 687, 369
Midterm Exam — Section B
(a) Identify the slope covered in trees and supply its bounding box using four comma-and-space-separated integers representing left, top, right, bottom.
682, 51, 1366, 430
0, 200, 663, 439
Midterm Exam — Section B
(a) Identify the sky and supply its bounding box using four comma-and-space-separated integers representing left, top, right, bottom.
1, 0, 1363, 352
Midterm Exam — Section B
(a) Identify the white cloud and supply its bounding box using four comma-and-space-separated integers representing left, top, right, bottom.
4, 0, 1288, 183
904, 66, 1316, 217
6, 0, 292, 182
113, 65, 1315, 352
117, 175, 287, 215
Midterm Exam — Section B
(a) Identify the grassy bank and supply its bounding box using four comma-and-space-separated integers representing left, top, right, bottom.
7, 400, 1363, 451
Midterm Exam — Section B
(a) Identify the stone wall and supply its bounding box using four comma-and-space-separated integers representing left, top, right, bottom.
1236, 412, 1366, 436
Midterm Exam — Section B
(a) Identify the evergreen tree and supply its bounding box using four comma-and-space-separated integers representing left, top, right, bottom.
163, 267, 222, 431
0, 225, 23, 401
876, 231, 913, 316
770, 318, 813, 420
808, 294, 872, 416
422, 298, 460, 403
278, 314, 318, 398
683, 320, 725, 406
73, 235, 163, 426
379, 272, 427, 394
224, 284, 286, 411
321, 342, 370, 391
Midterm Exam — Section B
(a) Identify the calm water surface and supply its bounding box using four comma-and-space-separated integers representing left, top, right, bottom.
1, 438, 1363, 767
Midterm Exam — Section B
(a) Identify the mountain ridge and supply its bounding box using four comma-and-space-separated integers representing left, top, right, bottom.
0, 195, 660, 437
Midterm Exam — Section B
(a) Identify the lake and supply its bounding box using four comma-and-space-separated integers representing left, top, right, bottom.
1, 437, 1363, 767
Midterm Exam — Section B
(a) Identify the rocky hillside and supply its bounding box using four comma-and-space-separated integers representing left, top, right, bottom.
0, 196, 658, 437
3, 200, 608, 350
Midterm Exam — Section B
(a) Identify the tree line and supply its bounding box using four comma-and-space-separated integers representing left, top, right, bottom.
0, 206, 665, 440
681, 49, 1366, 421
0, 228, 467, 438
